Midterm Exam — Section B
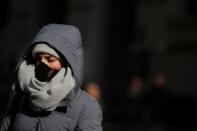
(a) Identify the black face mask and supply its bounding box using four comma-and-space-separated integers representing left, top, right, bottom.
35, 62, 59, 82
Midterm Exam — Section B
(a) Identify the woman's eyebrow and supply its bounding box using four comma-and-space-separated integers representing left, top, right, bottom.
47, 56, 56, 59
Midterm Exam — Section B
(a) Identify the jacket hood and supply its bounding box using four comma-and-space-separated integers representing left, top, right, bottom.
18, 24, 84, 90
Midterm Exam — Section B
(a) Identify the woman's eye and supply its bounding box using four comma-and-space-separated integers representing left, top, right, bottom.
48, 59, 54, 62
48, 57, 56, 62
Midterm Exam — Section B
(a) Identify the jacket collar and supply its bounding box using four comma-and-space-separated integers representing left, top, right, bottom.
58, 88, 81, 107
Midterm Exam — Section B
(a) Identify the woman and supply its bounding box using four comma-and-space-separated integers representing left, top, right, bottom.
0, 24, 103, 131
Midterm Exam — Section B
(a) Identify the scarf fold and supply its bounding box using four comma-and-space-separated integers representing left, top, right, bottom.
17, 60, 76, 111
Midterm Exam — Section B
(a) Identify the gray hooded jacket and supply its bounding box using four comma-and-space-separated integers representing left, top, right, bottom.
0, 24, 103, 131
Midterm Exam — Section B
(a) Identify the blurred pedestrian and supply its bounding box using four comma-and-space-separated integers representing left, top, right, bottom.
144, 72, 170, 131
83, 82, 102, 103
125, 76, 144, 124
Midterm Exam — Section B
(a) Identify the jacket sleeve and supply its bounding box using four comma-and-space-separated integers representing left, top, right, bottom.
76, 98, 103, 131
0, 84, 23, 131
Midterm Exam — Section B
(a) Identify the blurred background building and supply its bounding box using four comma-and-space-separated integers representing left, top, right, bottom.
0, 0, 197, 130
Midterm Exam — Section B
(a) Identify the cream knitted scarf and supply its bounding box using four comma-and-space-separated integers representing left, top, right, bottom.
17, 60, 75, 111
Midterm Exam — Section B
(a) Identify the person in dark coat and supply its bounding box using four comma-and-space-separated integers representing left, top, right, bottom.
0, 24, 103, 131
143, 72, 170, 131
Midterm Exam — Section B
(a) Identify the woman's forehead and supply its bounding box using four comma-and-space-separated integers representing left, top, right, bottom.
35, 53, 58, 59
